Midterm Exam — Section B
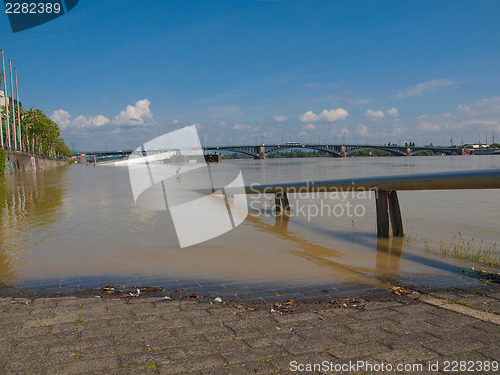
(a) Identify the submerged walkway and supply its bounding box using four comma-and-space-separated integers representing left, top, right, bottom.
0, 285, 499, 374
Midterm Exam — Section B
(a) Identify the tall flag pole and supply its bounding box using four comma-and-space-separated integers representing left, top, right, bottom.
0, 52, 4, 148
9, 60, 17, 150
15, 68, 22, 152
2, 51, 11, 149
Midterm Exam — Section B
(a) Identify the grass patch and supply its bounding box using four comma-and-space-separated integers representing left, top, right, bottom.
425, 233, 499, 268
143, 363, 157, 370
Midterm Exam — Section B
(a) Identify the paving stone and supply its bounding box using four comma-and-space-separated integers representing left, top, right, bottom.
199, 360, 274, 374
45, 357, 119, 375
183, 339, 250, 356
15, 332, 81, 348
345, 317, 398, 332
224, 317, 277, 330
118, 348, 186, 367
156, 355, 228, 374
379, 332, 441, 350
350, 308, 400, 321
96, 365, 158, 374
171, 322, 231, 337
79, 324, 138, 339
138, 319, 192, 331
328, 341, 391, 359
4, 350, 80, 372
336, 328, 393, 345
48, 336, 114, 354
383, 319, 440, 335
268, 352, 335, 372
78, 342, 145, 360
144, 334, 207, 350
282, 336, 344, 355
422, 338, 485, 356
363, 301, 403, 310
222, 346, 289, 364
273, 312, 321, 324
475, 345, 500, 361
1, 288, 499, 374
243, 332, 302, 348
188, 313, 241, 326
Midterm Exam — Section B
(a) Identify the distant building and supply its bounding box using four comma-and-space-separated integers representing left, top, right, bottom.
465, 144, 489, 149
0, 89, 22, 108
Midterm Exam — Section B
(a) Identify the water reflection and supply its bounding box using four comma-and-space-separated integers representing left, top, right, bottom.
0, 168, 67, 284
247, 210, 405, 286
375, 237, 404, 282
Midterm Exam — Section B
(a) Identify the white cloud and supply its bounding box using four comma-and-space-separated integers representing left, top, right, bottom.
261, 132, 273, 138
394, 79, 462, 99
299, 111, 319, 122
209, 105, 240, 118
417, 122, 441, 131
387, 108, 399, 117
356, 124, 368, 136
92, 115, 110, 127
339, 127, 350, 136
299, 108, 348, 122
113, 99, 153, 126
50, 110, 110, 130
274, 116, 287, 122
233, 123, 252, 131
365, 109, 385, 120
303, 123, 316, 130
319, 109, 349, 122
458, 97, 500, 116
50, 109, 71, 130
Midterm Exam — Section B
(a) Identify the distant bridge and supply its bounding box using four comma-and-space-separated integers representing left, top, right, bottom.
204, 144, 466, 159
80, 144, 469, 161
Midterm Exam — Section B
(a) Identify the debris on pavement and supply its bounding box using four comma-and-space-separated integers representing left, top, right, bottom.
390, 286, 420, 298
327, 297, 366, 309
82, 284, 165, 298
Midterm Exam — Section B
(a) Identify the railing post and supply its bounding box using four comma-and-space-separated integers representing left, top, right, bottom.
275, 192, 290, 212
375, 190, 390, 238
376, 190, 404, 237
388, 191, 404, 236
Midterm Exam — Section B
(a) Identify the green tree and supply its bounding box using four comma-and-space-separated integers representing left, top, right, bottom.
1, 105, 71, 158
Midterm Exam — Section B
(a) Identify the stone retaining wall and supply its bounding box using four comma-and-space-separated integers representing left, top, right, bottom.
3, 150, 68, 175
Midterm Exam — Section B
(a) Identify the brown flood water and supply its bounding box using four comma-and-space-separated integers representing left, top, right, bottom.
0, 156, 499, 289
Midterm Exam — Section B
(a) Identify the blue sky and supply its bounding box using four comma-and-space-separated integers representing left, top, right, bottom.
1, 0, 499, 150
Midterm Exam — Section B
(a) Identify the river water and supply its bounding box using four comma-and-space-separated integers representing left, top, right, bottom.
1, 156, 499, 290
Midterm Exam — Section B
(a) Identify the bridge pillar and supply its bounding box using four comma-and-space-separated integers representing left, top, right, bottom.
79, 152, 87, 164
257, 146, 266, 159
406, 147, 411, 156
376, 190, 404, 238
457, 147, 469, 155
340, 145, 346, 157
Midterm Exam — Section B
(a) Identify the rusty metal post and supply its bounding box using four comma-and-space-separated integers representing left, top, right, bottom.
388, 191, 404, 236
376, 190, 390, 238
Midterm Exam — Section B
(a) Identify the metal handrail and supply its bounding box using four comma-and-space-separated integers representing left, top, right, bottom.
222, 168, 500, 194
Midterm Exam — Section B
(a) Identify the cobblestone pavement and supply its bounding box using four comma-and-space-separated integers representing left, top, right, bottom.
0, 285, 499, 374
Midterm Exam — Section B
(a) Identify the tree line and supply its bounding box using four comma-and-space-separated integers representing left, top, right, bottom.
1, 104, 71, 158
